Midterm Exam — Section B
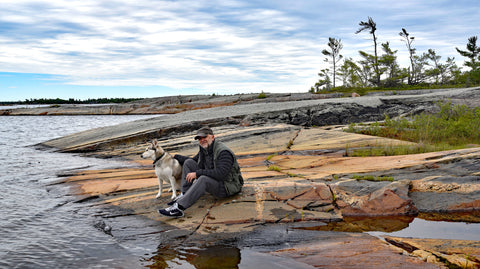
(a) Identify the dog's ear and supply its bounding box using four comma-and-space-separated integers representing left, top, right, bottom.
152, 139, 158, 146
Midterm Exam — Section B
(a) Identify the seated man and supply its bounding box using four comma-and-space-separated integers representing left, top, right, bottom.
158, 126, 244, 217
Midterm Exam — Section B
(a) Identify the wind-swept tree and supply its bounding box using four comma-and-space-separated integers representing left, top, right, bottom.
310, 69, 331, 93
399, 28, 416, 85
322, 37, 343, 88
456, 36, 480, 86
456, 36, 480, 71
356, 17, 380, 86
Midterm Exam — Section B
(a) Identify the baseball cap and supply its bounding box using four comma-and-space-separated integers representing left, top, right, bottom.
194, 126, 214, 140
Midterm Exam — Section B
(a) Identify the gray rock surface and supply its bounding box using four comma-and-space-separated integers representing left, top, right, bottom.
38, 87, 480, 152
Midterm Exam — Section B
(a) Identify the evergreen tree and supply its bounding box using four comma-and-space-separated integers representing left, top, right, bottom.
456, 36, 480, 71
310, 69, 331, 92
338, 58, 362, 88
356, 17, 380, 86
322, 37, 343, 88
399, 28, 416, 85
378, 42, 401, 86
413, 53, 430, 84
358, 51, 377, 86
424, 49, 458, 85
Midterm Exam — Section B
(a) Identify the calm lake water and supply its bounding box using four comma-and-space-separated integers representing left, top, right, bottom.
1, 115, 479, 268
0, 115, 156, 268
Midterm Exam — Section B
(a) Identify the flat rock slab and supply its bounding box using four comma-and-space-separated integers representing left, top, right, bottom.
58, 124, 480, 267
38, 87, 480, 153
268, 232, 442, 268
63, 125, 480, 223
44, 91, 480, 267
385, 236, 480, 268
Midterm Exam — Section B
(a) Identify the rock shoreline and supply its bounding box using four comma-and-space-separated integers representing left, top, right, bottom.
40, 87, 480, 268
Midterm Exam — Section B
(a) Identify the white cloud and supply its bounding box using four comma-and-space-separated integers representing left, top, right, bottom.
0, 0, 478, 97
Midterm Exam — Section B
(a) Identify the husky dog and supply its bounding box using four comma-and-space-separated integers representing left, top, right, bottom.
141, 139, 182, 199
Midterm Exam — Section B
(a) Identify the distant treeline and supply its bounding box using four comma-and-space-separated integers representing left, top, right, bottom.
1, 97, 143, 105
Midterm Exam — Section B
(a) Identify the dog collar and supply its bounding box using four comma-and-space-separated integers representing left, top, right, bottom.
152, 152, 165, 166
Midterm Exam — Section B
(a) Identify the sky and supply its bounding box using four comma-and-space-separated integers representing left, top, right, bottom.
0, 0, 479, 101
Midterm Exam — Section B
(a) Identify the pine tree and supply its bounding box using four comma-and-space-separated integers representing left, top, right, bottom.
322, 37, 343, 88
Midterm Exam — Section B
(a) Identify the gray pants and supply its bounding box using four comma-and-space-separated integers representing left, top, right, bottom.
177, 159, 227, 209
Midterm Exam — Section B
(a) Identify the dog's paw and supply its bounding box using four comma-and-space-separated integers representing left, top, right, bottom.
155, 193, 162, 199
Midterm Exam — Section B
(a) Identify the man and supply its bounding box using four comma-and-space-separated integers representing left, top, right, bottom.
158, 126, 244, 217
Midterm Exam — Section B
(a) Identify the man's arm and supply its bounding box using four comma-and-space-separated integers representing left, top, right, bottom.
174, 153, 199, 165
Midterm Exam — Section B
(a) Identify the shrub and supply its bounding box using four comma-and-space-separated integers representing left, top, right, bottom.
346, 101, 480, 156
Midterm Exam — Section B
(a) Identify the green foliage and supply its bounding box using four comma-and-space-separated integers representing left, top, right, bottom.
286, 172, 303, 178
267, 165, 281, 172
346, 143, 452, 157
257, 91, 267, 99
287, 139, 294, 149
351, 175, 394, 182
322, 37, 343, 88
310, 69, 332, 93
456, 36, 480, 71
266, 153, 278, 161
394, 102, 480, 146
346, 101, 480, 156
311, 24, 479, 92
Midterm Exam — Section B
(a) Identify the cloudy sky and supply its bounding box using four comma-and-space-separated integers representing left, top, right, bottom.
1, 0, 478, 101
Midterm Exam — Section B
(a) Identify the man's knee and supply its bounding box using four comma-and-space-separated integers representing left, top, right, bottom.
184, 158, 196, 166
183, 159, 197, 173
194, 176, 215, 188
195, 176, 223, 195
195, 175, 208, 184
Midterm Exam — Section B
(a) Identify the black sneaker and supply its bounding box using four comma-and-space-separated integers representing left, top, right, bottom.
167, 193, 184, 206
158, 203, 184, 218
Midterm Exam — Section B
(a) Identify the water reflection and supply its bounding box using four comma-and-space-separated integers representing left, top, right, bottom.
296, 216, 415, 233
419, 211, 480, 223
147, 245, 241, 269
144, 213, 480, 268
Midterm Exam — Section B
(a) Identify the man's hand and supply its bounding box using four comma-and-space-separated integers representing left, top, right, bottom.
186, 172, 197, 183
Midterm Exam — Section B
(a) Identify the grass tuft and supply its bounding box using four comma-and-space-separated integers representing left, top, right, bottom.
351, 175, 394, 182
267, 165, 282, 172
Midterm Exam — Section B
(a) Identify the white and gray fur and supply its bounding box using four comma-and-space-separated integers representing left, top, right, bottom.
141, 139, 182, 199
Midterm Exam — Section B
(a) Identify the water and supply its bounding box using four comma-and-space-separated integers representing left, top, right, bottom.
0, 115, 156, 268
369, 218, 480, 240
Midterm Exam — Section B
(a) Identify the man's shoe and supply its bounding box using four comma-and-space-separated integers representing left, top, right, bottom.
167, 193, 184, 206
158, 203, 184, 218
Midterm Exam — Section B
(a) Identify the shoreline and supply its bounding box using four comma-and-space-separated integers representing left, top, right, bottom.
61, 123, 480, 268
1, 87, 466, 116
42, 87, 480, 268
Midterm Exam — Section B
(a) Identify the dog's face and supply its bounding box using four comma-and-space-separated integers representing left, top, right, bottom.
141, 140, 164, 160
